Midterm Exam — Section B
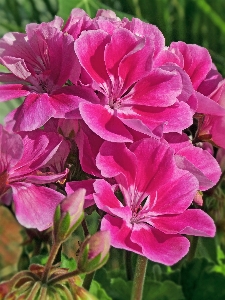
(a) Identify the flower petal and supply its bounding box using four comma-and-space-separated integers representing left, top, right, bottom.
150, 209, 215, 237
11, 182, 64, 230
131, 224, 190, 265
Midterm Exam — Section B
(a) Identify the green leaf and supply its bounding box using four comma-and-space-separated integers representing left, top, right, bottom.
108, 278, 132, 300
57, 0, 133, 21
198, 237, 218, 263
143, 280, 185, 300
94, 268, 111, 291
89, 280, 112, 300
30, 254, 49, 265
0, 98, 23, 124
60, 253, 77, 271
180, 258, 220, 300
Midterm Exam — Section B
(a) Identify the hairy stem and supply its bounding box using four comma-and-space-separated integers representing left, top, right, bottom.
131, 255, 148, 300
41, 242, 62, 283
47, 269, 80, 285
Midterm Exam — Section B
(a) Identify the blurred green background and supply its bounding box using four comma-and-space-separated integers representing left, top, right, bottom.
0, 0, 225, 123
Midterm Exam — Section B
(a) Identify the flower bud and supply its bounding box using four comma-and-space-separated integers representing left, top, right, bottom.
53, 189, 85, 243
78, 231, 110, 273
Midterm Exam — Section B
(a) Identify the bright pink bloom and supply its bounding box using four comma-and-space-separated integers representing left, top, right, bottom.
0, 18, 99, 131
94, 138, 215, 265
63, 8, 95, 39
198, 80, 225, 149
164, 133, 221, 192
0, 125, 66, 230
74, 28, 194, 142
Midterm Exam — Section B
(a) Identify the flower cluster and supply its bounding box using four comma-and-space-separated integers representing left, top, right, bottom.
0, 8, 224, 265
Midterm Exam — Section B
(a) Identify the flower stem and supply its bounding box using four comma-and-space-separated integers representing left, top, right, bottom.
131, 255, 148, 300
41, 242, 62, 283
47, 269, 80, 285
187, 236, 199, 261
82, 271, 95, 290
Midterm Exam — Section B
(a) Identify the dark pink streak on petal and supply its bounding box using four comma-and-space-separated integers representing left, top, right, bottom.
75, 30, 110, 85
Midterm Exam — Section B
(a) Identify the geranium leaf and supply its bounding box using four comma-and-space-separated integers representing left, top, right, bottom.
61, 253, 77, 272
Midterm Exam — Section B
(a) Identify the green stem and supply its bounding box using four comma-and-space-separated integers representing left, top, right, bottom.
82, 219, 89, 237
187, 236, 199, 261
131, 255, 148, 300
41, 242, 62, 283
82, 271, 95, 290
125, 250, 133, 281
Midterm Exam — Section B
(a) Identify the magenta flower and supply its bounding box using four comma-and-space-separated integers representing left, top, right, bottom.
93, 138, 215, 265
74, 28, 194, 142
0, 125, 67, 230
0, 17, 99, 131
164, 133, 221, 192
198, 79, 225, 149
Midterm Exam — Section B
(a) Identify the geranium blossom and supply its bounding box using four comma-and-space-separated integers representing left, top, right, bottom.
0, 17, 99, 131
74, 28, 194, 142
93, 138, 216, 265
0, 125, 67, 230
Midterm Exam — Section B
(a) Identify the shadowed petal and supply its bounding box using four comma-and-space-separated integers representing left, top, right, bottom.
11, 182, 64, 231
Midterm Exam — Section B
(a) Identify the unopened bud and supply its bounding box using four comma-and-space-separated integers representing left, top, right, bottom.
78, 231, 110, 273
53, 189, 85, 242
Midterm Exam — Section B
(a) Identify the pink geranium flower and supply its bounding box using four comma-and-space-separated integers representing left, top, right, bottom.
0, 17, 99, 131
74, 28, 194, 142
0, 125, 67, 230
93, 138, 215, 265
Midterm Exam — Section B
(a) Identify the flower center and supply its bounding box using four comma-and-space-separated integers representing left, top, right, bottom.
109, 98, 122, 109
130, 205, 142, 224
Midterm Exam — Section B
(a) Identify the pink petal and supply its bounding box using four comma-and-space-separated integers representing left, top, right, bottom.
131, 224, 190, 265
170, 42, 212, 90
0, 84, 29, 101
150, 209, 216, 237
25, 169, 68, 185
94, 179, 132, 219
133, 101, 193, 133
66, 179, 96, 208
125, 18, 165, 57
79, 102, 133, 142
11, 130, 62, 178
176, 146, 221, 191
75, 121, 103, 177
75, 30, 110, 85
130, 138, 199, 214
0, 56, 31, 80
11, 182, 64, 230
126, 68, 182, 107
97, 141, 136, 182
10, 93, 56, 131
104, 28, 142, 89
196, 91, 225, 116
0, 125, 23, 172
101, 214, 142, 253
